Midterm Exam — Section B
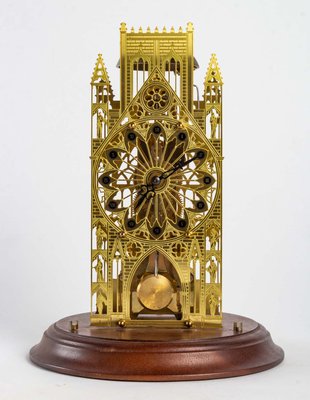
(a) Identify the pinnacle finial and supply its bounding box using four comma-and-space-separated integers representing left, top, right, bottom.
130, 26, 135, 33
178, 26, 183, 33
170, 26, 175, 33
163, 26, 167, 33
155, 26, 159, 33
138, 26, 143, 33
186, 22, 194, 32
147, 26, 151, 33
210, 53, 218, 69
91, 54, 110, 84
120, 22, 127, 32
204, 53, 223, 85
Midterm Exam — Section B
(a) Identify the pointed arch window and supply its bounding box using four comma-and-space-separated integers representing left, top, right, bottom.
112, 249, 123, 312
132, 58, 149, 97
189, 242, 201, 314
164, 57, 181, 97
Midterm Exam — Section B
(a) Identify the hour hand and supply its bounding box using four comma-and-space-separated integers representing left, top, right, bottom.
135, 184, 155, 209
135, 194, 146, 209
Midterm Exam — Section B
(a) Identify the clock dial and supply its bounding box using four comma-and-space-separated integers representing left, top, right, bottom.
96, 119, 218, 240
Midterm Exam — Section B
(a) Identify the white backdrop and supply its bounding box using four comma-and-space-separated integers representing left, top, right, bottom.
0, 0, 309, 399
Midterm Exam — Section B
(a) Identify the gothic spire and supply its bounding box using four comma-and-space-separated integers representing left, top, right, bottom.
91, 54, 110, 84
204, 54, 223, 86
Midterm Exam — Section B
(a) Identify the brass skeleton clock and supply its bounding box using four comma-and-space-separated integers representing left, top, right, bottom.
90, 23, 223, 327
30, 23, 284, 380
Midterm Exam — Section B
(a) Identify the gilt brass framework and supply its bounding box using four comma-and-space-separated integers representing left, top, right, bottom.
90, 23, 223, 327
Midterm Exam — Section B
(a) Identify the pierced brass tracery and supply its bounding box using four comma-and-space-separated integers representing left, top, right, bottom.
90, 23, 223, 328
142, 84, 170, 111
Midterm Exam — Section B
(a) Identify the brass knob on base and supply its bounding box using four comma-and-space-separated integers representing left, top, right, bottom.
184, 320, 192, 328
118, 319, 126, 328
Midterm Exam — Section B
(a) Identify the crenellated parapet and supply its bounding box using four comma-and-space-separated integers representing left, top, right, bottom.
120, 22, 194, 34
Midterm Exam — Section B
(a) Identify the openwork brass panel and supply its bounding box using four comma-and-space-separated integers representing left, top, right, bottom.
90, 23, 223, 328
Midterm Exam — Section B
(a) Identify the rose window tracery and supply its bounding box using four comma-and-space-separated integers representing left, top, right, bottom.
96, 119, 218, 241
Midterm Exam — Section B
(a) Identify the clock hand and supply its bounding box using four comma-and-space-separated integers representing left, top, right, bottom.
157, 154, 199, 181
135, 183, 155, 209
139, 183, 155, 195
135, 152, 200, 209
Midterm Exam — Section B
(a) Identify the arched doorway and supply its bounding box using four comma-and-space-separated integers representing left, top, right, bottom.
128, 248, 183, 321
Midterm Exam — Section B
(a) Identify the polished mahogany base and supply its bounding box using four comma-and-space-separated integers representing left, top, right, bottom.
30, 312, 284, 381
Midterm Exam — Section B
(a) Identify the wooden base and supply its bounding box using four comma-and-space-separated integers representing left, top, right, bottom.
30, 312, 284, 381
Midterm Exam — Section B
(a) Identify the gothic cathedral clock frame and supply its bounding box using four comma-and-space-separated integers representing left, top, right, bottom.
90, 23, 223, 328
30, 23, 284, 381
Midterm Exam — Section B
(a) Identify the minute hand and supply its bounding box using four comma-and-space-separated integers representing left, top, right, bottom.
159, 154, 198, 180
